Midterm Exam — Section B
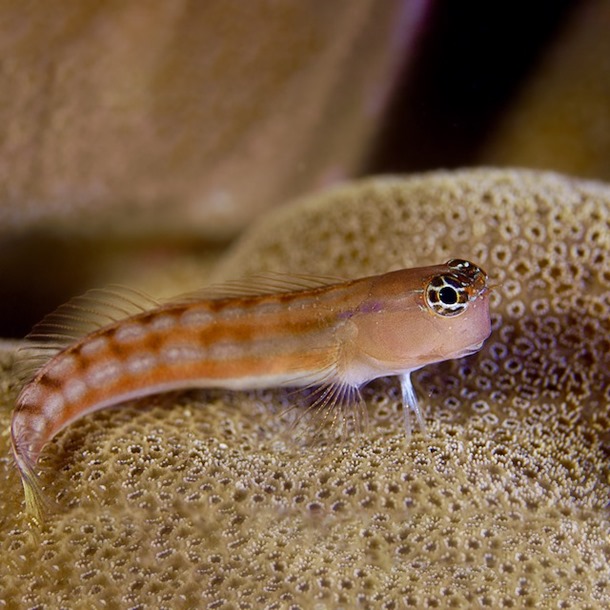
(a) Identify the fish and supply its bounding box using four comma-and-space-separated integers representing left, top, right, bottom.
11, 259, 491, 521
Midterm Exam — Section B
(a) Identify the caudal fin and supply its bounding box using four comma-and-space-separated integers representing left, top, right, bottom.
11, 440, 47, 525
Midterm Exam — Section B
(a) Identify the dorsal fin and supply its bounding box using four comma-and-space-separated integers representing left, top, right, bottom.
15, 285, 159, 386
166, 272, 346, 304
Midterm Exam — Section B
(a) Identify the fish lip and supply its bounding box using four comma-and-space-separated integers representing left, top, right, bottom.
458, 340, 486, 358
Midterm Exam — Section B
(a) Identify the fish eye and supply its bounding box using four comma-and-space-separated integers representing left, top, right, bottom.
439, 285, 458, 305
447, 259, 472, 272
425, 274, 469, 317
446, 259, 487, 285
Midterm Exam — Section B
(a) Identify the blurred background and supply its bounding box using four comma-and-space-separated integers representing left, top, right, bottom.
0, 0, 607, 337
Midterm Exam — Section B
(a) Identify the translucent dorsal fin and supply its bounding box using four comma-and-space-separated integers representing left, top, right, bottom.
166, 272, 346, 304
15, 285, 159, 386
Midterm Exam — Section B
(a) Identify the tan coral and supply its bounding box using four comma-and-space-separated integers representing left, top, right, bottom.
1, 168, 609, 608
484, 1, 610, 180
0, 1, 419, 239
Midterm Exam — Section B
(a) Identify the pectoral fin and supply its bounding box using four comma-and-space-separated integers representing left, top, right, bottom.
399, 373, 427, 438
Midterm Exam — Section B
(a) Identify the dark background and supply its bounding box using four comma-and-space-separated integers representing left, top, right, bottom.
0, 1, 581, 338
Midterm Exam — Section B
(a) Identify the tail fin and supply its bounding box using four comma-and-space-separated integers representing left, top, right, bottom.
11, 440, 47, 526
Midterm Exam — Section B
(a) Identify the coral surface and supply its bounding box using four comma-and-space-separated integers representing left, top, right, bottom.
0, 1, 419, 238
486, 1, 610, 180
1, 169, 609, 608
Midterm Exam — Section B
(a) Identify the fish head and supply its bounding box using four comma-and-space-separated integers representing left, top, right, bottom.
352, 259, 492, 378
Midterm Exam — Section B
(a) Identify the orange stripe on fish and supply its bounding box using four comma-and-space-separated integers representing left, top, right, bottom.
11, 259, 491, 522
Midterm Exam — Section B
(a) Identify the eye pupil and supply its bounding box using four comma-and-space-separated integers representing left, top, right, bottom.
425, 273, 470, 316
439, 286, 458, 305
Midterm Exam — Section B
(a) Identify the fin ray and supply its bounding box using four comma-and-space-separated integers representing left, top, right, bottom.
167, 272, 346, 303
11, 433, 49, 525
15, 285, 159, 387
275, 340, 367, 444
399, 372, 427, 438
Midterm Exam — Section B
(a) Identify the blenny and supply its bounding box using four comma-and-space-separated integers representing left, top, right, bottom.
11, 259, 491, 520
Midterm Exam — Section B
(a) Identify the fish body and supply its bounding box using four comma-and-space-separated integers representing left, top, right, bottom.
11, 259, 491, 520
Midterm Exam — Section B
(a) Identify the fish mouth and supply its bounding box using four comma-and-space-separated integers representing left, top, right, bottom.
456, 340, 486, 358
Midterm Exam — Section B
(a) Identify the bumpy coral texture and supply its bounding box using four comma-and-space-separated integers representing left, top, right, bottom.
0, 1, 416, 238
1, 169, 609, 609
485, 1, 610, 180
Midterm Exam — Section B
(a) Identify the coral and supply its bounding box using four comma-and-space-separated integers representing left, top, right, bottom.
0, 1, 420, 238
1, 168, 609, 608
485, 1, 610, 180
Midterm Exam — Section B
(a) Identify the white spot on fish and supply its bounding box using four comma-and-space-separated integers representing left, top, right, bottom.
252, 301, 282, 315
86, 360, 121, 388
150, 314, 176, 332
161, 344, 204, 363
43, 392, 65, 420
126, 352, 157, 374
216, 307, 243, 320
80, 336, 109, 357
47, 355, 77, 379
181, 308, 213, 327
29, 415, 47, 435
114, 323, 146, 344
63, 378, 88, 403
